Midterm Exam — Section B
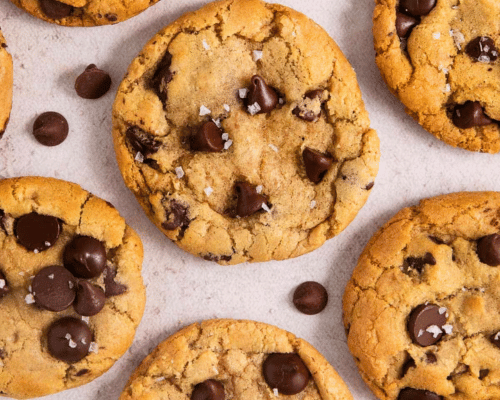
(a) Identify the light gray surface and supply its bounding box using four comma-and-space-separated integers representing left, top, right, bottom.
0, 0, 498, 399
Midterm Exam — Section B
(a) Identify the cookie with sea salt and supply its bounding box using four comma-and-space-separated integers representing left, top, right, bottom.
374, 0, 500, 152
0, 177, 145, 398
0, 29, 13, 139
120, 319, 353, 400
343, 192, 500, 400
112, 0, 380, 265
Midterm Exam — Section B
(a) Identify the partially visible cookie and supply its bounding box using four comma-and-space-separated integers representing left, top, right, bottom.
0, 29, 13, 139
120, 319, 353, 400
113, 0, 380, 265
0, 177, 145, 399
10, 0, 160, 26
343, 192, 500, 400
374, 0, 500, 152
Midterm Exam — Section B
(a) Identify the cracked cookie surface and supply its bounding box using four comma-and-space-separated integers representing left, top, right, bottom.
374, 0, 500, 153
112, 0, 380, 265
0, 29, 13, 139
343, 192, 500, 400
10, 0, 160, 26
0, 177, 145, 399
120, 319, 354, 400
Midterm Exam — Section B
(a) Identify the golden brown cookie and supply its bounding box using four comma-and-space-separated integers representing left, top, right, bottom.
343, 192, 500, 400
374, 0, 500, 153
120, 319, 354, 400
0, 29, 13, 139
0, 177, 145, 399
112, 0, 380, 265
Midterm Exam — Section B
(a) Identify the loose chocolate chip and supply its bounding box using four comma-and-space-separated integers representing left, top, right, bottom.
74, 281, 106, 316
32, 266, 76, 312
302, 147, 333, 184
292, 90, 326, 122
293, 281, 328, 315
235, 182, 268, 218
126, 126, 161, 157
0, 271, 9, 300
398, 388, 441, 400
480, 369, 490, 379
263, 353, 310, 395
452, 101, 493, 129
401, 357, 416, 378
396, 12, 419, 39
399, 0, 436, 16
32, 112, 69, 146
105, 13, 118, 22
477, 234, 500, 266
490, 332, 500, 348
466, 37, 498, 63
162, 200, 190, 230
403, 252, 436, 274
190, 121, 224, 152
104, 266, 127, 297
408, 304, 448, 347
245, 75, 278, 114
47, 317, 92, 363
40, 0, 73, 19
365, 182, 375, 190
152, 52, 174, 104
191, 379, 225, 400
425, 352, 437, 364
64, 235, 107, 279
15, 213, 61, 252
75, 64, 112, 100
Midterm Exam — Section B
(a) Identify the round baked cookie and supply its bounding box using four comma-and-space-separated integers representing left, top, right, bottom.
374, 0, 500, 153
112, 0, 380, 265
343, 192, 500, 400
10, 0, 160, 26
120, 319, 353, 400
0, 177, 145, 399
0, 29, 13, 139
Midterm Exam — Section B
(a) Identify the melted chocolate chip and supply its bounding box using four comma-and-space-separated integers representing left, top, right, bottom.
302, 148, 333, 184
162, 200, 190, 230
234, 182, 268, 218
396, 12, 419, 39
47, 317, 92, 363
292, 90, 326, 122
398, 388, 441, 400
74, 281, 106, 316
126, 126, 161, 157
75, 64, 112, 99
64, 235, 107, 279
490, 332, 500, 348
452, 101, 493, 129
245, 75, 278, 114
293, 281, 328, 315
152, 52, 174, 104
40, 0, 73, 19
32, 112, 69, 147
32, 266, 76, 312
263, 353, 310, 395
399, 0, 436, 17
408, 304, 447, 347
190, 121, 224, 152
191, 379, 225, 400
403, 252, 436, 274
0, 271, 9, 300
476, 233, 500, 266
104, 266, 127, 297
401, 357, 416, 378
15, 213, 61, 252
466, 37, 498, 63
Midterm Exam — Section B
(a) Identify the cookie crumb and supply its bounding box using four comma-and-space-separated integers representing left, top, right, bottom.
175, 167, 185, 179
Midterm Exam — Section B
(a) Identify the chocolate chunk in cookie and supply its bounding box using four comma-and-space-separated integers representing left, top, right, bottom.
452, 102, 493, 129
191, 379, 225, 400
244, 75, 278, 114
74, 281, 106, 316
190, 121, 224, 152
263, 353, 310, 395
126, 126, 161, 157
293, 281, 328, 315
75, 64, 112, 99
15, 213, 61, 252
303, 148, 333, 183
476, 233, 500, 266
292, 90, 327, 122
64, 235, 107, 279
47, 317, 92, 363
152, 52, 174, 104
466, 37, 498, 63
32, 266, 76, 312
39, 0, 73, 19
162, 200, 190, 230
32, 111, 69, 146
398, 388, 441, 400
403, 252, 436, 274
234, 182, 269, 217
104, 266, 127, 297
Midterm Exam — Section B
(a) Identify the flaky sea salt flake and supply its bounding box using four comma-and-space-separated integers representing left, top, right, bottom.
212, 118, 222, 128
273, 388, 279, 396
204, 187, 213, 197
433, 32, 441, 39
239, 88, 249, 99
248, 102, 261, 115
25, 294, 35, 304
478, 55, 491, 63
65, 333, 72, 340
426, 325, 442, 338
443, 84, 451, 93
442, 324, 453, 334
175, 167, 185, 179
48, 274, 54, 280
202, 39, 210, 51
68, 339, 77, 349
262, 203, 271, 213
135, 152, 144, 162
89, 342, 99, 354
221, 133, 229, 141
199, 105, 211, 116
0, 280, 5, 289
438, 307, 447, 315
82, 316, 90, 324
224, 140, 233, 150
256, 185, 263, 194
268, 144, 278, 152
310, 200, 317, 209
253, 50, 263, 61
224, 104, 231, 112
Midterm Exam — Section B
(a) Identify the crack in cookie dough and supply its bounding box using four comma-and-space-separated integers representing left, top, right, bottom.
0, 30, 13, 140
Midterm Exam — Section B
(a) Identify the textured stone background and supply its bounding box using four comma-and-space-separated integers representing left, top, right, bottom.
1, 0, 499, 399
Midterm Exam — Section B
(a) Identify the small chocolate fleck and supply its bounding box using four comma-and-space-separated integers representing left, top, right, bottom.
75, 369, 90, 377
302, 147, 333, 184
293, 281, 328, 315
191, 379, 225, 400
203, 254, 232, 263
477, 233, 500, 266
152, 52, 174, 104
75, 64, 112, 100
190, 121, 224, 152
40, 0, 73, 19
452, 101, 493, 129
32, 112, 69, 147
365, 182, 375, 190
263, 353, 310, 395
244, 75, 278, 114
126, 126, 161, 157
104, 266, 127, 297
104, 13, 118, 22
162, 200, 190, 231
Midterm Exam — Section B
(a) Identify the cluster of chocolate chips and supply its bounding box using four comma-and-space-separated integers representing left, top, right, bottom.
396, 0, 436, 50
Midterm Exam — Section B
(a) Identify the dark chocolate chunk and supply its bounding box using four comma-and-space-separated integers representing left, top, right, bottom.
452, 101, 493, 129
105, 13, 118, 22
425, 352, 437, 364
64, 235, 107, 279
203, 254, 232, 262
32, 266, 76, 312
162, 200, 190, 230
490, 331, 500, 348
466, 37, 498, 63
47, 317, 92, 363
32, 112, 69, 147
40, 0, 73, 19
75, 64, 112, 100
302, 147, 333, 184
235, 182, 268, 218
480, 369, 490, 379
104, 266, 127, 297
152, 52, 174, 104
74, 281, 106, 316
15, 213, 61, 252
401, 357, 416, 378
0, 271, 9, 300
263, 353, 310, 395
398, 388, 441, 400
399, 0, 436, 16
0, 210, 4, 232
477, 233, 500, 266
126, 126, 161, 157
293, 281, 328, 315
75, 369, 90, 377
245, 75, 278, 114
396, 12, 419, 39
408, 304, 448, 347
190, 121, 224, 152
191, 379, 225, 400
403, 252, 436, 274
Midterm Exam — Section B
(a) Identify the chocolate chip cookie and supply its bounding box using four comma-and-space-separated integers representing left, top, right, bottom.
0, 177, 145, 398
343, 192, 500, 400
0, 29, 13, 139
374, 0, 500, 152
120, 319, 353, 400
112, 0, 380, 264
10, 0, 160, 26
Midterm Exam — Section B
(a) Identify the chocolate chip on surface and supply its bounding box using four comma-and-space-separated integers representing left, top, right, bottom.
74, 281, 106, 316
75, 64, 112, 99
104, 266, 127, 297
399, 0, 436, 16
396, 12, 419, 39
263, 353, 310, 395
64, 235, 107, 279
190, 121, 224, 152
15, 212, 61, 252
403, 252, 436, 274
293, 281, 328, 315
32, 266, 76, 312
191, 379, 225, 400
40, 0, 73, 19
162, 200, 190, 230
477, 233, 500, 266
0, 271, 9, 300
235, 182, 268, 218
407, 304, 448, 347
47, 317, 92, 363
126, 126, 161, 157
32, 112, 69, 146
152, 51, 174, 104
401, 357, 416, 378
244, 75, 278, 114
292, 90, 326, 122
398, 388, 442, 400
452, 101, 493, 129
302, 147, 333, 184
466, 37, 498, 63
